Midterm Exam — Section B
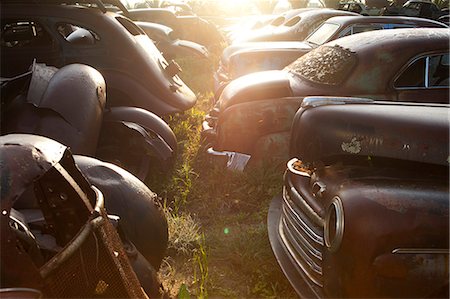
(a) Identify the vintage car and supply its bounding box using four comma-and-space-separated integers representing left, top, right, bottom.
1, 0, 196, 116
0, 133, 168, 297
203, 28, 449, 170
213, 15, 446, 96
268, 97, 449, 298
231, 9, 358, 44
2, 62, 176, 181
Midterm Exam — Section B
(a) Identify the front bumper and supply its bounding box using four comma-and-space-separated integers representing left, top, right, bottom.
268, 194, 322, 298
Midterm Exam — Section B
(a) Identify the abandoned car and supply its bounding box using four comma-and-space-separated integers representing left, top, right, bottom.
2, 62, 176, 181
1, 0, 196, 116
203, 28, 450, 170
213, 15, 446, 96
230, 9, 358, 44
0, 133, 168, 298
268, 97, 449, 298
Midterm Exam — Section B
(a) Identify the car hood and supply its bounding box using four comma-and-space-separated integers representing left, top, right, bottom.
290, 97, 450, 166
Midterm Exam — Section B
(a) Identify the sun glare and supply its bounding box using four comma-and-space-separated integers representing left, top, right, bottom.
193, 0, 264, 17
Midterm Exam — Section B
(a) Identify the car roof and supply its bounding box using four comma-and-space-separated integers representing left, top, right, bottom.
328, 28, 449, 90
329, 27, 449, 54
323, 15, 448, 27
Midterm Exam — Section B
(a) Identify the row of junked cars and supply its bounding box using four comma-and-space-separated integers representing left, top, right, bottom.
0, 0, 449, 297
201, 7, 450, 299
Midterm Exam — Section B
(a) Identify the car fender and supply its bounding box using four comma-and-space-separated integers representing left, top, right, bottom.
3, 63, 106, 156
103, 106, 177, 152
102, 71, 180, 116
74, 155, 169, 270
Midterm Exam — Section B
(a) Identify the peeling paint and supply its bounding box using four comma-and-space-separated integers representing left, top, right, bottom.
341, 137, 361, 154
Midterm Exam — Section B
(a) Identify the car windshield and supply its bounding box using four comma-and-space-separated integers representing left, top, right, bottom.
306, 22, 340, 46
286, 45, 357, 86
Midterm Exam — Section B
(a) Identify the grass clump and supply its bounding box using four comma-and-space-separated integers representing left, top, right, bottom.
155, 53, 296, 298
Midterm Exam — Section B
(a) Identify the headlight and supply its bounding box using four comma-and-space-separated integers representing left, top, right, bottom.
324, 196, 344, 252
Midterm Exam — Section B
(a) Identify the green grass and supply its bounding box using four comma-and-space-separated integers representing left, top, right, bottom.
155, 53, 296, 298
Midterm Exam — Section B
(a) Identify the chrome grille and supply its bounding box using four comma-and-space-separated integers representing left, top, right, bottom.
279, 181, 325, 287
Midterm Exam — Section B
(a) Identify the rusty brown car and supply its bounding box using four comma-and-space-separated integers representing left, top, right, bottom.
203, 28, 450, 170
268, 96, 449, 298
0, 133, 168, 297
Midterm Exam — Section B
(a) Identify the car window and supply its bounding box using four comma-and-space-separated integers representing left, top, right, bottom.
286, 45, 357, 86
351, 24, 383, 33
381, 23, 415, 29
306, 23, 340, 45
429, 54, 449, 87
116, 17, 146, 36
56, 23, 100, 45
1, 20, 53, 49
285, 16, 301, 27
338, 23, 383, 38
395, 54, 449, 88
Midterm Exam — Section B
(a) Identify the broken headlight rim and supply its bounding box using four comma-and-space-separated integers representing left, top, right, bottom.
324, 196, 344, 253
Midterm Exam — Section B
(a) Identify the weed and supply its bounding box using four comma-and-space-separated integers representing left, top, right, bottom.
193, 234, 208, 299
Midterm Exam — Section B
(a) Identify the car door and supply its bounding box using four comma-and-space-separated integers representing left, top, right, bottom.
394, 53, 449, 104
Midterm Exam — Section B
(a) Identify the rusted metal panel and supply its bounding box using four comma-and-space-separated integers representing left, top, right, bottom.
290, 98, 450, 166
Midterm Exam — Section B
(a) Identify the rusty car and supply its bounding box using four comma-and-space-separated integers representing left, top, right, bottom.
230, 8, 358, 44
268, 96, 449, 298
0, 133, 168, 298
1, 0, 196, 117
2, 62, 176, 181
213, 15, 447, 96
203, 28, 450, 170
